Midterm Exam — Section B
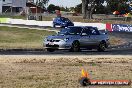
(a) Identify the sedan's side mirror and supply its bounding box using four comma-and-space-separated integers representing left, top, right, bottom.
105, 32, 107, 34
102, 32, 107, 35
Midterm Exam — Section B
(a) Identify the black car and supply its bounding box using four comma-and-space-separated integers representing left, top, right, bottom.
53, 17, 74, 28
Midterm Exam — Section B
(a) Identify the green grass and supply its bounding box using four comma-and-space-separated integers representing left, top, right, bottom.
0, 26, 56, 49
0, 15, 26, 19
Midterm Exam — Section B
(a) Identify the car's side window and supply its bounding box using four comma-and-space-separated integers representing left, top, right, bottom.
74, 27, 82, 35
82, 28, 91, 35
57, 18, 61, 21
54, 18, 58, 22
89, 28, 99, 35
53, 18, 57, 22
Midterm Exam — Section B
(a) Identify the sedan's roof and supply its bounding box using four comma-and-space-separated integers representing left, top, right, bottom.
68, 26, 93, 28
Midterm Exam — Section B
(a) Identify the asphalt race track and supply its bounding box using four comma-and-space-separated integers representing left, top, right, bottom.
0, 25, 132, 56
0, 48, 132, 55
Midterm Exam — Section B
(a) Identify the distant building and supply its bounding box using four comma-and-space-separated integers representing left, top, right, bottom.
0, 0, 28, 13
26, 2, 45, 14
26, 2, 46, 20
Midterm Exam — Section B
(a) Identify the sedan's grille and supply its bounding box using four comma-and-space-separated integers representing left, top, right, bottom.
48, 39, 60, 42
46, 44, 59, 48
55, 40, 60, 42
50, 40, 54, 42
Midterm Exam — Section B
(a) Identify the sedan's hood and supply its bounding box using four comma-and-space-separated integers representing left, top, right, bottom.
46, 35, 74, 40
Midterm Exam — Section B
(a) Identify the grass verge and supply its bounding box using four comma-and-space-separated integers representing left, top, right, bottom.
0, 26, 126, 49
42, 15, 132, 24
1, 15, 132, 24
0, 26, 56, 49
0, 55, 131, 88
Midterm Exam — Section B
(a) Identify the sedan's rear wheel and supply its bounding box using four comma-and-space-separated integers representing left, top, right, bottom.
46, 48, 55, 52
71, 41, 80, 52
97, 42, 106, 52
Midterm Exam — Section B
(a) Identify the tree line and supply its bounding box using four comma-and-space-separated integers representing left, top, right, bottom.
35, 0, 132, 19
82, 0, 132, 19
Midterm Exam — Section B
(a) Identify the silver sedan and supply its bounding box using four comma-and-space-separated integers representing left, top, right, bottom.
43, 26, 109, 52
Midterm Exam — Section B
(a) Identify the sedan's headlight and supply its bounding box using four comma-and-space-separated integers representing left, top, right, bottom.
64, 38, 69, 42
44, 37, 48, 41
44, 38, 47, 41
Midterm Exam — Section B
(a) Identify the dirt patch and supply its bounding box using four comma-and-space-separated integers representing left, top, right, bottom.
0, 55, 132, 88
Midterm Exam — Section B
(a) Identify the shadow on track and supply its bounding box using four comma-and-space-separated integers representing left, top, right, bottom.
0, 48, 132, 55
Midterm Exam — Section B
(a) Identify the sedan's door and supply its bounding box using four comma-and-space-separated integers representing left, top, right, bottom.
79, 27, 100, 47
79, 27, 92, 47
88, 27, 101, 46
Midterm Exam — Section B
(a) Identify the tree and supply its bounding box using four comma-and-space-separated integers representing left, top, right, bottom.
47, 4, 56, 13
75, 2, 107, 14
47, 4, 70, 13
82, 0, 105, 19
69, 7, 75, 12
75, 3, 82, 13
107, 0, 130, 14
94, 4, 106, 14
60, 7, 66, 11
82, 0, 132, 19
36, 0, 49, 8
47, 4, 60, 13
65, 7, 69, 12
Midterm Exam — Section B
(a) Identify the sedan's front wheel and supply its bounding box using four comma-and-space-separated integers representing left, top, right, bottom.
46, 49, 55, 52
70, 41, 80, 52
97, 42, 106, 52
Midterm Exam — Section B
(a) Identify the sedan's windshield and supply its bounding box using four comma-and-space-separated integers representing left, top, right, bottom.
62, 18, 70, 22
58, 27, 82, 35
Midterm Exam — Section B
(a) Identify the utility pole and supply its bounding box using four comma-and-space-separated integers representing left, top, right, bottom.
36, 0, 38, 20
11, 0, 13, 16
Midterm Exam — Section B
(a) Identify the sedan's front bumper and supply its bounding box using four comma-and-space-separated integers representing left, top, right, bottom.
43, 40, 72, 50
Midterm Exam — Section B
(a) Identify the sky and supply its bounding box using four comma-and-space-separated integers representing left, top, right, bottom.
48, 0, 81, 7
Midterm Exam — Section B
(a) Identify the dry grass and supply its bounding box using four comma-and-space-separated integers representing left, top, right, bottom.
1, 14, 132, 24
0, 26, 56, 49
42, 15, 132, 25
0, 55, 132, 88
109, 36, 126, 46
